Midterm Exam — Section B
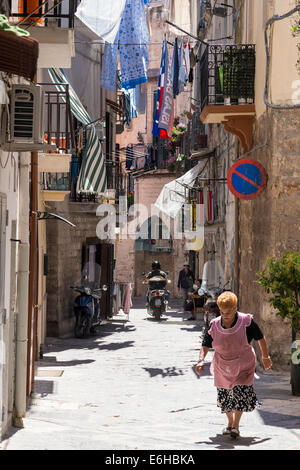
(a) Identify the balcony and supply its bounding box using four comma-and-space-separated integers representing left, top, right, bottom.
38, 82, 75, 202
8, 1, 78, 68
200, 44, 256, 152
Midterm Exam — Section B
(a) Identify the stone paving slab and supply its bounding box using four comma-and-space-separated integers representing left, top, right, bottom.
1, 299, 299, 450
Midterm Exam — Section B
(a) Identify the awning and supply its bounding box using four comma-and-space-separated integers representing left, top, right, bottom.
48, 68, 106, 194
0, 30, 38, 81
154, 161, 207, 219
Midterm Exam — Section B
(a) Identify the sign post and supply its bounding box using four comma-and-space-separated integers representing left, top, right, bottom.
227, 158, 267, 199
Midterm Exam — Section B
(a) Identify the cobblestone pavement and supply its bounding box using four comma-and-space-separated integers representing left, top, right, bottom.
1, 299, 300, 450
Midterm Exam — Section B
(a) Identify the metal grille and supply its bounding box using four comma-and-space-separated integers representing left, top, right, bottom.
200, 44, 256, 110
8, 0, 79, 28
12, 88, 34, 139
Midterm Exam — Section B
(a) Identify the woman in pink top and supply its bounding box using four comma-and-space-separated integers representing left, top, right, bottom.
195, 291, 272, 439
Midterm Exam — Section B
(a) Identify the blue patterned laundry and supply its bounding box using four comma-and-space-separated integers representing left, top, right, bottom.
119, 0, 150, 90
100, 31, 119, 91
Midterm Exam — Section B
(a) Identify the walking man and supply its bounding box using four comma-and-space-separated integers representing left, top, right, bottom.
177, 263, 194, 312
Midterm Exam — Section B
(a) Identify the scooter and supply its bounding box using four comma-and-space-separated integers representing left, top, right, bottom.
71, 284, 107, 338
143, 275, 171, 321
201, 281, 231, 331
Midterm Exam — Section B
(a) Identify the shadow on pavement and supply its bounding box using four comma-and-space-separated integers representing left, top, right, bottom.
257, 410, 300, 429
33, 379, 55, 398
144, 317, 168, 322
191, 362, 212, 378
195, 434, 272, 449
180, 324, 203, 332
37, 357, 95, 367
97, 340, 135, 351
143, 366, 185, 378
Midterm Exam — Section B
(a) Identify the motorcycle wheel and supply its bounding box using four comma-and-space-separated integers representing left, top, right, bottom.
74, 313, 90, 338
154, 309, 161, 321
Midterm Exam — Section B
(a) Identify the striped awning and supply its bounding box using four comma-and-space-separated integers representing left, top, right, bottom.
48, 68, 106, 194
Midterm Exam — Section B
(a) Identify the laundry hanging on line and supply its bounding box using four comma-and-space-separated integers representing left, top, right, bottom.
100, 0, 150, 96
75, 0, 126, 44
119, 0, 150, 90
152, 36, 191, 140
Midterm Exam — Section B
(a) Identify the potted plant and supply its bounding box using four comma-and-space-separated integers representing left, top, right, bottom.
256, 251, 300, 395
222, 46, 255, 105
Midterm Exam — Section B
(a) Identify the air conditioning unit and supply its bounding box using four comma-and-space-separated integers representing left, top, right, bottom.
0, 84, 51, 152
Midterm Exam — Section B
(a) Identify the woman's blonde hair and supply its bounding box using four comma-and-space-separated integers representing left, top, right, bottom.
217, 291, 238, 310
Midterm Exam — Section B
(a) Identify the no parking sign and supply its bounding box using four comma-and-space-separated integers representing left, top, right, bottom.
227, 158, 267, 199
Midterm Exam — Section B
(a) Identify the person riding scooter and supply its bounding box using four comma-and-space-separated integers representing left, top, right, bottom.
145, 261, 170, 306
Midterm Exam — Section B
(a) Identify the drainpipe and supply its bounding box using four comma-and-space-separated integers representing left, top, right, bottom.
27, 150, 39, 396
14, 152, 30, 426
234, 139, 240, 298
14, 242, 29, 425
234, 196, 240, 298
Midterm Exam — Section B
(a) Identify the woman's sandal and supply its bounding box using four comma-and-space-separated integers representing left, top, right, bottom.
222, 427, 232, 435
230, 427, 240, 438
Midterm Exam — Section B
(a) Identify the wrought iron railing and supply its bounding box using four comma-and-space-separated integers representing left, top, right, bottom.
8, 0, 79, 28
200, 44, 255, 110
39, 82, 75, 153
42, 172, 70, 191
39, 82, 75, 194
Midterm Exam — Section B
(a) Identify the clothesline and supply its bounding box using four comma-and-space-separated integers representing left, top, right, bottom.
74, 41, 197, 45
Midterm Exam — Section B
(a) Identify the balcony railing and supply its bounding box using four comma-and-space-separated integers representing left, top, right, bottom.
42, 172, 70, 191
9, 0, 79, 28
39, 82, 75, 197
200, 44, 255, 110
40, 82, 75, 154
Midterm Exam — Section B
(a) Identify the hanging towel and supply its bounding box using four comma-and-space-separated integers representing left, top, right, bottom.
100, 31, 119, 91
126, 146, 133, 170
152, 38, 168, 139
172, 38, 180, 98
119, 0, 150, 90
158, 41, 174, 135
122, 283, 132, 315
75, 0, 126, 44
178, 41, 186, 92
183, 43, 191, 80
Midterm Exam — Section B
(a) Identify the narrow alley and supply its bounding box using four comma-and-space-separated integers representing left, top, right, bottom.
1, 299, 299, 451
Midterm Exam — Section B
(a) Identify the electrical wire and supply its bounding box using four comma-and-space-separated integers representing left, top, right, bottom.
264, 4, 300, 110
0, 151, 11, 169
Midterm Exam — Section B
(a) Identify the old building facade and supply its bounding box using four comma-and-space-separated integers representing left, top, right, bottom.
198, 0, 300, 367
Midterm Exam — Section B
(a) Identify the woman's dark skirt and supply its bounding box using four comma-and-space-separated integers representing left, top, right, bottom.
217, 385, 261, 413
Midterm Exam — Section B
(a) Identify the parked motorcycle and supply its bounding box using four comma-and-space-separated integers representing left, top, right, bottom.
143, 274, 171, 321
198, 261, 231, 331
71, 262, 107, 338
